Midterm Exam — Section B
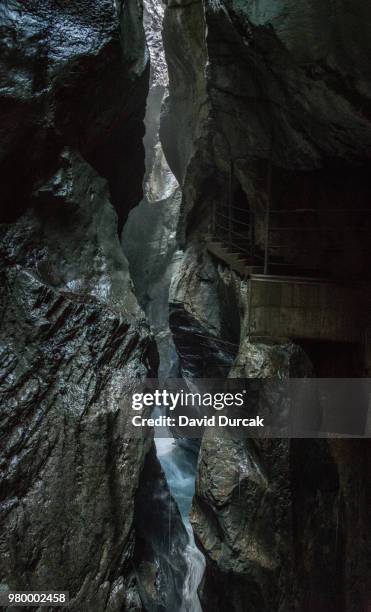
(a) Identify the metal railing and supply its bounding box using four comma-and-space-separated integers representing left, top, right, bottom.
210, 199, 371, 275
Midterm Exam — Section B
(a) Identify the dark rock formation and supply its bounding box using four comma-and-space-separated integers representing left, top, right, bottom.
0, 0, 148, 228
192, 434, 371, 612
161, 0, 371, 610
0, 148, 158, 609
169, 244, 240, 378
162, 0, 371, 279
168, 245, 371, 610
0, 1, 188, 609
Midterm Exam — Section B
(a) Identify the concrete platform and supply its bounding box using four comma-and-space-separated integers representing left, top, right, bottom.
247, 275, 371, 344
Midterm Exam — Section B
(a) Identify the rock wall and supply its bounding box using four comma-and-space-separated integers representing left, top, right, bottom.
168, 244, 241, 378
162, 0, 371, 279
0, 0, 148, 228
0, 1, 186, 609
168, 241, 371, 612
123, 0, 182, 382
161, 0, 371, 610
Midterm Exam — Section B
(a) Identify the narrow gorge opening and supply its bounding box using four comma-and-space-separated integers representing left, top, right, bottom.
122, 1, 206, 609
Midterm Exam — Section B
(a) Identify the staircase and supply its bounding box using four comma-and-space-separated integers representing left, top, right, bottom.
205, 234, 263, 277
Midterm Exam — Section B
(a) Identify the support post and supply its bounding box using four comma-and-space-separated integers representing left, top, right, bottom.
211, 199, 216, 235
228, 160, 233, 248
250, 206, 255, 261
264, 158, 272, 275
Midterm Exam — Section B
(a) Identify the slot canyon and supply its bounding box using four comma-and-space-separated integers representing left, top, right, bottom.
0, 1, 370, 611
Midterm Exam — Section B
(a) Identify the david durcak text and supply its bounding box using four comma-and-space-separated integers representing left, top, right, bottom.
132, 415, 264, 428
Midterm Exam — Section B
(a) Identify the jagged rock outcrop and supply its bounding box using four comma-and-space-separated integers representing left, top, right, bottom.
0, 0, 148, 228
123, 0, 182, 382
162, 0, 371, 279
161, 0, 371, 610
169, 244, 240, 378
0, 149, 159, 609
169, 247, 371, 610
192, 434, 371, 612
0, 1, 187, 609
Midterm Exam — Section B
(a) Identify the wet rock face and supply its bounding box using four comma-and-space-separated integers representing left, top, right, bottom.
169, 245, 241, 378
0, 1, 170, 608
162, 0, 371, 278
143, 0, 168, 90
191, 339, 370, 612
191, 343, 315, 612
237, 0, 371, 91
163, 0, 371, 176
192, 436, 294, 612
161, 0, 371, 610
193, 435, 365, 612
0, 150, 159, 609
0, 0, 148, 227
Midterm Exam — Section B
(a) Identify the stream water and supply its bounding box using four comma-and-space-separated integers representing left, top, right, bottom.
155, 436, 205, 611
122, 1, 206, 607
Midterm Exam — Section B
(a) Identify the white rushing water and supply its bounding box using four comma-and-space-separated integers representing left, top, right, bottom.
155, 436, 205, 612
